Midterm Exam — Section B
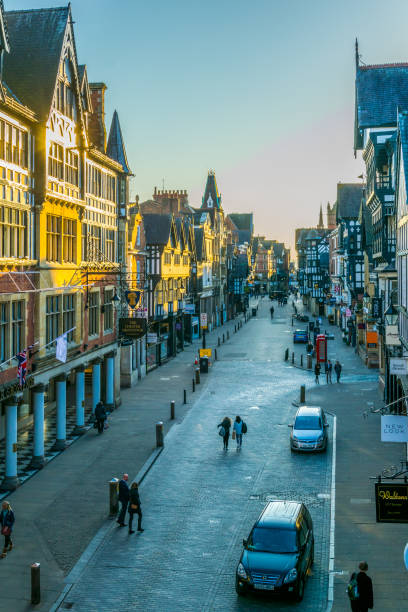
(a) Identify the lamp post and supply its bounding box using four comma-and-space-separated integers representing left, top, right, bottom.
384, 302, 399, 408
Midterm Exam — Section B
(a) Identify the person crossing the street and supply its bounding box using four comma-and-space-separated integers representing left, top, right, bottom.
0, 501, 15, 558
326, 359, 333, 384
334, 360, 342, 383
270, 305, 274, 319
348, 561, 373, 611
128, 482, 144, 534
314, 362, 321, 384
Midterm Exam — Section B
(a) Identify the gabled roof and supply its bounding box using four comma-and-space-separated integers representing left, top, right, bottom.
142, 213, 173, 246
228, 213, 253, 232
78, 64, 92, 113
4, 6, 70, 119
107, 110, 130, 174
336, 183, 364, 221
201, 170, 221, 210
398, 110, 408, 207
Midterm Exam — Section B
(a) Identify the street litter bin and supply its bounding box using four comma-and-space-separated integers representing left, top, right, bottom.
252, 307, 257, 316
199, 356, 209, 373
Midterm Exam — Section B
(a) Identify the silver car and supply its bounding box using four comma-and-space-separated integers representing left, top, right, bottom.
289, 406, 328, 452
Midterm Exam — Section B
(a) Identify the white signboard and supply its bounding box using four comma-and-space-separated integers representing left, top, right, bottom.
386, 325, 401, 346
390, 358, 408, 376
200, 313, 208, 329
381, 415, 408, 442
184, 304, 195, 314
147, 333, 158, 344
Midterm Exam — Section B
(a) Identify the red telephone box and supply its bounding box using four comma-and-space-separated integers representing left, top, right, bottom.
316, 334, 327, 363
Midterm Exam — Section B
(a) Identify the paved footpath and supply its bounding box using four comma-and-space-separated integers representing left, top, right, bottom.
0, 312, 247, 612
55, 299, 332, 611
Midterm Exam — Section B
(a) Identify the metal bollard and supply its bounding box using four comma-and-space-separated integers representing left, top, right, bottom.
156, 421, 164, 447
285, 348, 289, 361
307, 354, 312, 369
292, 352, 295, 364
192, 379, 196, 392
31, 562, 41, 605
234, 324, 237, 332
183, 389, 187, 404
227, 331, 230, 340
195, 368, 200, 384
170, 400, 175, 420
109, 477, 119, 516
223, 333, 225, 343
300, 385, 306, 404
214, 348, 218, 360
300, 354, 303, 367
218, 337, 221, 346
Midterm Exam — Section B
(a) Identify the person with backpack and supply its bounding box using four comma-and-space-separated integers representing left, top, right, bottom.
233, 416, 244, 449
347, 561, 373, 611
217, 417, 232, 451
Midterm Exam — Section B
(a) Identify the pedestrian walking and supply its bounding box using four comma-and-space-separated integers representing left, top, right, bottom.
314, 362, 321, 384
128, 482, 144, 534
270, 306, 274, 319
326, 359, 333, 383
233, 416, 243, 449
348, 561, 373, 611
217, 416, 232, 450
334, 360, 342, 383
0, 501, 15, 558
117, 473, 129, 527
94, 401, 107, 434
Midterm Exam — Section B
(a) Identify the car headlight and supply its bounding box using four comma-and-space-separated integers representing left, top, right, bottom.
237, 563, 248, 579
317, 435, 324, 442
284, 568, 298, 583
292, 435, 298, 441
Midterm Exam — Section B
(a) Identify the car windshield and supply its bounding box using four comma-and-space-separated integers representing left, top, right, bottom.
247, 527, 298, 553
294, 416, 321, 430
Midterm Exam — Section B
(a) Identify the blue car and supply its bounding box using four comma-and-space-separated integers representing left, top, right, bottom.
293, 329, 309, 344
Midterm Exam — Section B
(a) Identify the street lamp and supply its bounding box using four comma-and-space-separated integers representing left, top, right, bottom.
384, 302, 398, 326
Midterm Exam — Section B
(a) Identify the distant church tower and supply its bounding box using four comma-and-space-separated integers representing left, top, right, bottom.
327, 202, 336, 230
317, 204, 324, 229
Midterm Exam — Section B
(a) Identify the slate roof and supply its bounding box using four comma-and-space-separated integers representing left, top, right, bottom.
142, 213, 172, 246
201, 170, 221, 209
0, 1, 10, 54
237, 230, 251, 245
228, 213, 253, 232
4, 6, 69, 119
107, 110, 131, 174
355, 62, 408, 148
335, 183, 364, 221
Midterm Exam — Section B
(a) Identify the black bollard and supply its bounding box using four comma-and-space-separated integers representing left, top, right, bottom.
192, 379, 196, 392
183, 389, 187, 404
285, 348, 289, 361
156, 421, 164, 447
214, 348, 218, 360
109, 477, 119, 516
218, 337, 221, 346
227, 331, 230, 340
31, 563, 41, 605
223, 333, 225, 343
170, 400, 175, 420
300, 385, 306, 404
195, 368, 200, 384
300, 354, 303, 367
292, 352, 295, 364
234, 324, 237, 332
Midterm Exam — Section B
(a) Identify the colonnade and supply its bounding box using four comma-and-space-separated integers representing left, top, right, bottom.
0, 351, 116, 491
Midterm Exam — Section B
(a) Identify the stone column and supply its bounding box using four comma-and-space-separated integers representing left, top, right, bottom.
92, 358, 102, 414
74, 365, 86, 435
105, 351, 116, 410
30, 384, 46, 468
54, 374, 67, 451
1, 397, 20, 491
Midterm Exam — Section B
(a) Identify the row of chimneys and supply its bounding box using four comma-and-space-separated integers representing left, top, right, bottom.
153, 187, 188, 196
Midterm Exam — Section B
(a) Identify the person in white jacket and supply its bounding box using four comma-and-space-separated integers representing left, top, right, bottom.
233, 416, 243, 449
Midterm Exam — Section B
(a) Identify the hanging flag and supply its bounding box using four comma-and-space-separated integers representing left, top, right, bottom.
56, 333, 68, 363
16, 351, 27, 387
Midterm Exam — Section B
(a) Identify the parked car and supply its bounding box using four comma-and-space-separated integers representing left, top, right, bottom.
236, 500, 314, 601
293, 329, 309, 344
289, 406, 328, 452
296, 314, 309, 322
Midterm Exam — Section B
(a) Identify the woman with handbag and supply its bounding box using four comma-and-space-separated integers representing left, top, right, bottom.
217, 417, 232, 451
1, 501, 15, 558
128, 482, 144, 534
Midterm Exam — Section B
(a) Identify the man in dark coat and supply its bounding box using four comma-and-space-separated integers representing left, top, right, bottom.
334, 360, 342, 383
128, 482, 144, 533
117, 473, 129, 527
94, 402, 106, 434
350, 561, 373, 612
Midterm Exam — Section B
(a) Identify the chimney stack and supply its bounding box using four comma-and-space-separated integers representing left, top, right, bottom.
89, 83, 107, 152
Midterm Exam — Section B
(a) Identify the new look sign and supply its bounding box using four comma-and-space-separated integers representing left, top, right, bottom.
381, 415, 408, 442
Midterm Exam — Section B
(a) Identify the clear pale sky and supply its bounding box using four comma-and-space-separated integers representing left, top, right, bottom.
6, 0, 408, 251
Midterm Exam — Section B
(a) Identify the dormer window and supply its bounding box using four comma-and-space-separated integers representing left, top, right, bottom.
55, 57, 77, 120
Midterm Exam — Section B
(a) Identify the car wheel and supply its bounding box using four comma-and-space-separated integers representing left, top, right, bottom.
294, 576, 305, 602
235, 581, 246, 596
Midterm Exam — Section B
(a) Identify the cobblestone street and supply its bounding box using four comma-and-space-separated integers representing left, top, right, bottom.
62, 300, 333, 611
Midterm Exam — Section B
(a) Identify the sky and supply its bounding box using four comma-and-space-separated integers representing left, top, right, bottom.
5, 0, 408, 252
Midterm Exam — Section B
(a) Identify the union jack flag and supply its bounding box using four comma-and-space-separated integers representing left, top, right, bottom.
16, 350, 27, 388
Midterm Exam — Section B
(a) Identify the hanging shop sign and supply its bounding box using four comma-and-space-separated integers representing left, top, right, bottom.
385, 325, 401, 346
183, 304, 195, 314
119, 317, 147, 338
200, 313, 208, 329
381, 415, 408, 442
124, 290, 142, 309
147, 332, 158, 344
390, 358, 408, 376
375, 482, 408, 523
